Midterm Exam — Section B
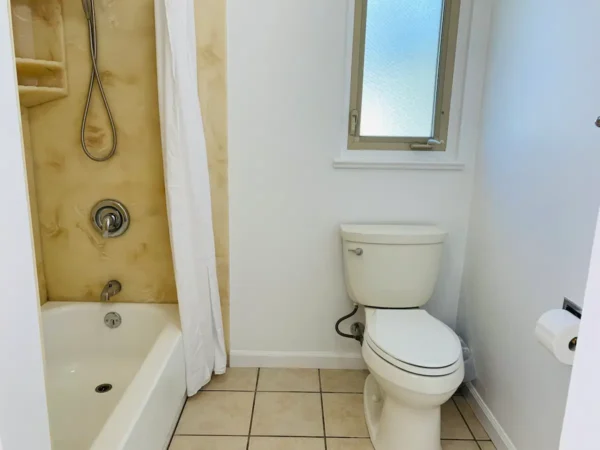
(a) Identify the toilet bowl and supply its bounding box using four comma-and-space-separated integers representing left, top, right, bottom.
340, 224, 463, 450
362, 308, 464, 450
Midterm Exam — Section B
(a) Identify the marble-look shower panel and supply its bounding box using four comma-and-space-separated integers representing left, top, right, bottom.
27, 0, 177, 302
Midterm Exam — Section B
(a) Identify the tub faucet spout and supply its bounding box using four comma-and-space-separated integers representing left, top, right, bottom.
101, 280, 121, 302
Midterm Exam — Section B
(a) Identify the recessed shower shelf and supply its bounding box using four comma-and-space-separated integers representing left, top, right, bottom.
16, 57, 64, 73
18, 85, 68, 108
15, 58, 68, 107
11, 0, 68, 108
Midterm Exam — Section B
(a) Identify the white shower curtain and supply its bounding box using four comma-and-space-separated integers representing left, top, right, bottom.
154, 0, 227, 396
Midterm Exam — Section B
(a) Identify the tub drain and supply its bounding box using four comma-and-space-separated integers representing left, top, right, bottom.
95, 383, 113, 393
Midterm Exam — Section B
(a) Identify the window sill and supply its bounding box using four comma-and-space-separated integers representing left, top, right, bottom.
332, 157, 466, 171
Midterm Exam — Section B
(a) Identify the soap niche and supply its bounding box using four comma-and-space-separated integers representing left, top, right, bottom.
11, 0, 68, 107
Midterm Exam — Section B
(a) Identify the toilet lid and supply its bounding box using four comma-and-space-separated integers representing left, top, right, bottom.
365, 309, 461, 370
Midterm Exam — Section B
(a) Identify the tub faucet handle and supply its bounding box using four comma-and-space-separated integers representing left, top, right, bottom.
101, 213, 116, 239
91, 200, 130, 239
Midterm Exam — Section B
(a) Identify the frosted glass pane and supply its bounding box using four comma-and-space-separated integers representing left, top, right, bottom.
361, 0, 444, 137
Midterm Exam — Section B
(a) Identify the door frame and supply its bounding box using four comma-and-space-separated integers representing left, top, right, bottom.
560, 209, 600, 449
0, 0, 51, 448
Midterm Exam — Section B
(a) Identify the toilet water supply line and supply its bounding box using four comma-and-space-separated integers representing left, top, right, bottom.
335, 304, 364, 344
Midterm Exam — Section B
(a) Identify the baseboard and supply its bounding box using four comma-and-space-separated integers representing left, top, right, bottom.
229, 350, 367, 369
464, 382, 517, 450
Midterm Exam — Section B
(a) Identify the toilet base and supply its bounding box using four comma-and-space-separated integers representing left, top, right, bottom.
364, 374, 442, 450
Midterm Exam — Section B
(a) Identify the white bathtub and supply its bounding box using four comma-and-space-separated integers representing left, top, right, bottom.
41, 302, 186, 450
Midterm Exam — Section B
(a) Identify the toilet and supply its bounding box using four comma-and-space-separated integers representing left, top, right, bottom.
341, 224, 464, 450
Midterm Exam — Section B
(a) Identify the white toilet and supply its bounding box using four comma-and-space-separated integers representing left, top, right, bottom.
341, 224, 464, 450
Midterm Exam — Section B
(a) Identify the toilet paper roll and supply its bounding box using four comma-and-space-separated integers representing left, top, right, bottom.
535, 309, 580, 366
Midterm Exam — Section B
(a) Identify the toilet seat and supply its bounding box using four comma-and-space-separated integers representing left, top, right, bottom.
365, 308, 462, 377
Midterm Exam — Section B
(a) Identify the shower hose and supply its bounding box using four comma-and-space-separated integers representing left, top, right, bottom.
80, 0, 117, 162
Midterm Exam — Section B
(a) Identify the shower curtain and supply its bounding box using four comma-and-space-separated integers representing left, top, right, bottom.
154, 0, 227, 396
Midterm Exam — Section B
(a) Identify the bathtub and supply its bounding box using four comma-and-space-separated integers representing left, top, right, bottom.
41, 302, 186, 450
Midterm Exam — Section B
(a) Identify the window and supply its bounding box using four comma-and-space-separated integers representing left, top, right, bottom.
348, 0, 461, 151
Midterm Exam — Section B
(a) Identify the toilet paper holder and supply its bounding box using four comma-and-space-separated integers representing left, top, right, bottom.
563, 298, 582, 352
563, 298, 582, 319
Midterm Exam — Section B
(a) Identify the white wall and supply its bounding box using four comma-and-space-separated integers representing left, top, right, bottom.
0, 1, 51, 448
458, 1, 600, 449
228, 0, 489, 364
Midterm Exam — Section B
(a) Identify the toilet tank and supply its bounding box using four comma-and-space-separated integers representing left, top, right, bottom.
341, 224, 447, 308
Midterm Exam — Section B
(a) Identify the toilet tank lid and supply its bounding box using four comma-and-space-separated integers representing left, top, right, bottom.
340, 224, 447, 244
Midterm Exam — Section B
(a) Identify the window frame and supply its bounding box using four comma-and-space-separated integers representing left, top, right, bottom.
348, 0, 461, 151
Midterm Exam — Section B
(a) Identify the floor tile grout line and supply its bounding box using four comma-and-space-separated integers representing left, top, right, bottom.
321, 391, 364, 394
174, 433, 489, 442
453, 396, 492, 442
246, 368, 261, 450
175, 433, 404, 439
174, 434, 249, 437
176, 434, 340, 438
166, 397, 188, 445
207, 389, 323, 393
454, 396, 493, 442
205, 389, 365, 394
318, 369, 328, 449
451, 396, 476, 441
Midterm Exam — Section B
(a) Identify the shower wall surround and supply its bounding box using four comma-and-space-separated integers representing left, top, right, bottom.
21, 109, 47, 304
17, 0, 228, 327
27, 0, 176, 303
194, 0, 229, 348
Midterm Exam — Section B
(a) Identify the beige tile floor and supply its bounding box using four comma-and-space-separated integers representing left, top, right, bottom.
170, 368, 495, 450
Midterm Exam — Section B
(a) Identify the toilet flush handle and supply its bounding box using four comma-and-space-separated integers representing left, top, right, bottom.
348, 248, 363, 256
